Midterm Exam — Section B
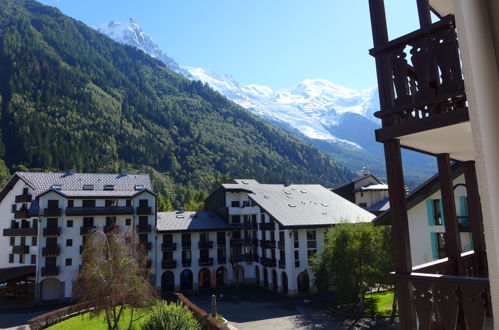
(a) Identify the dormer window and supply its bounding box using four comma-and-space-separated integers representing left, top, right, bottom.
51, 184, 62, 190
103, 185, 114, 191
134, 185, 144, 191
83, 185, 94, 190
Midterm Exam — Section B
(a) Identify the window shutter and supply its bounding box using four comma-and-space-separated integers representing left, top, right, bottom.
426, 200, 434, 226
430, 232, 438, 259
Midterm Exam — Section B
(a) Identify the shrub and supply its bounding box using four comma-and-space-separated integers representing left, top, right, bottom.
141, 302, 200, 330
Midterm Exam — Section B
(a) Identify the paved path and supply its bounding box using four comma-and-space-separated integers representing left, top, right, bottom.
0, 298, 63, 330
185, 286, 399, 330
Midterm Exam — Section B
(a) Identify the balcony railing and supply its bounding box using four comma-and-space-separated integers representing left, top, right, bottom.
161, 259, 177, 269
162, 242, 177, 251
12, 245, 29, 254
243, 254, 255, 262
260, 240, 276, 249
199, 258, 214, 266
136, 207, 152, 215
80, 226, 96, 235
136, 224, 152, 233
230, 238, 254, 247
198, 241, 213, 249
3, 227, 37, 236
41, 266, 59, 277
44, 208, 62, 217
14, 210, 29, 219
259, 222, 275, 231
42, 245, 60, 256
43, 227, 61, 237
260, 257, 276, 268
15, 194, 32, 203
370, 16, 468, 141
66, 206, 133, 216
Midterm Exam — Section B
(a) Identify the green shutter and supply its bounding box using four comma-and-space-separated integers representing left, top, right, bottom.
430, 232, 438, 259
439, 199, 445, 225
459, 196, 468, 216
426, 200, 434, 226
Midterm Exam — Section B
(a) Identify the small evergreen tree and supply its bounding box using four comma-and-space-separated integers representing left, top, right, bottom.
141, 302, 200, 330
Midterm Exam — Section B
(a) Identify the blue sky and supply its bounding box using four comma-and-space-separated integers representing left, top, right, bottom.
39, 0, 421, 90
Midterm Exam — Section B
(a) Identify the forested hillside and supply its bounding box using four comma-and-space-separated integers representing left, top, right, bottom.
0, 0, 354, 207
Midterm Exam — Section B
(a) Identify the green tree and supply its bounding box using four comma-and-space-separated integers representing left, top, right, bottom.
75, 230, 154, 330
0, 159, 10, 187
157, 193, 174, 212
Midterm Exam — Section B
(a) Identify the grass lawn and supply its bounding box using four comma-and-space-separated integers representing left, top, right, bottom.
48, 308, 151, 330
364, 290, 394, 316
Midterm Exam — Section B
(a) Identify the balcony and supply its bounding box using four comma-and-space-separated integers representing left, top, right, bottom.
369, 16, 469, 147
66, 206, 133, 216
279, 260, 286, 269
260, 257, 276, 268
230, 255, 243, 263
243, 254, 255, 262
43, 208, 62, 217
136, 224, 152, 233
182, 260, 191, 267
14, 210, 29, 219
230, 238, 254, 247
260, 240, 276, 249
198, 241, 213, 249
42, 245, 60, 256
259, 222, 275, 231
217, 257, 226, 264
198, 258, 214, 266
15, 194, 32, 203
43, 227, 61, 237
3, 227, 37, 236
41, 266, 59, 277
162, 242, 177, 251
161, 259, 177, 269
12, 245, 29, 254
136, 207, 152, 215
80, 226, 96, 235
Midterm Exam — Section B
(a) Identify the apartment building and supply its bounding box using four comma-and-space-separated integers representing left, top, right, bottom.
368, 0, 499, 328
0, 171, 156, 301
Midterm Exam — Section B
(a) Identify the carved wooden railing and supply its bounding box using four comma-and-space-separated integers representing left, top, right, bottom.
370, 15, 467, 137
400, 251, 490, 329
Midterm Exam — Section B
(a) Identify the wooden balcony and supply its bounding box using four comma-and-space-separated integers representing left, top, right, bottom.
369, 15, 468, 143
15, 194, 32, 203
14, 210, 29, 219
259, 222, 275, 231
260, 240, 276, 249
43, 208, 62, 217
198, 241, 213, 249
136, 224, 151, 233
162, 242, 177, 251
12, 245, 29, 254
41, 266, 59, 277
161, 259, 177, 269
3, 227, 37, 236
42, 245, 60, 256
43, 227, 61, 237
66, 206, 133, 216
136, 207, 152, 215
198, 257, 214, 266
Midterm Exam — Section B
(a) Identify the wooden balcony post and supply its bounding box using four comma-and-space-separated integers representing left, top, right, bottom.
416, 0, 432, 28
437, 154, 463, 275
464, 161, 487, 276
384, 139, 417, 329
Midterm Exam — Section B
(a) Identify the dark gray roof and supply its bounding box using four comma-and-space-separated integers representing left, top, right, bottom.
14, 172, 152, 198
156, 211, 231, 232
366, 198, 390, 213
223, 181, 375, 227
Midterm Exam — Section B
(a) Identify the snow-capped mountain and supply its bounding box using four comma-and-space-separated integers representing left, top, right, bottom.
98, 19, 435, 182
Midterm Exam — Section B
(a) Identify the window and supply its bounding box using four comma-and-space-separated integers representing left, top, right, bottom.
280, 250, 285, 263
10, 220, 18, 229
11, 204, 17, 213
32, 237, 37, 246
231, 215, 241, 224
83, 217, 94, 227
23, 188, 29, 195
306, 230, 317, 249
126, 219, 131, 226
66, 239, 73, 247
359, 202, 367, 208
163, 250, 173, 261
67, 220, 73, 228
20, 237, 26, 246
65, 258, 72, 266
31, 255, 36, 264
182, 249, 191, 264
82, 200, 96, 207
126, 200, 132, 207
48, 200, 59, 208
436, 233, 446, 259
19, 254, 24, 264
139, 199, 148, 208
217, 232, 225, 245
105, 200, 117, 207
103, 185, 114, 191
217, 248, 226, 260
83, 185, 94, 190
182, 233, 191, 248
68, 200, 74, 208
294, 250, 300, 268
163, 233, 173, 245
232, 231, 241, 239
307, 249, 317, 263
199, 232, 209, 242
9, 237, 14, 246
231, 201, 240, 207
433, 199, 443, 225
8, 254, 14, 263
293, 230, 299, 248
200, 248, 209, 259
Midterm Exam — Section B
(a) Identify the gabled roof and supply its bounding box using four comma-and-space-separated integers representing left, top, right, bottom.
332, 174, 383, 191
373, 163, 463, 226
156, 211, 231, 232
